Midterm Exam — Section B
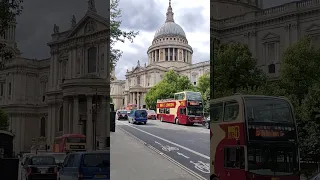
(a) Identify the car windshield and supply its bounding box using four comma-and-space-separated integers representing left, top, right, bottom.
31, 156, 56, 165
147, 110, 156, 114
119, 111, 127, 114
83, 153, 110, 167
50, 154, 66, 162
186, 92, 202, 101
135, 110, 147, 117
187, 107, 203, 116
247, 145, 299, 175
245, 97, 293, 123
67, 137, 86, 143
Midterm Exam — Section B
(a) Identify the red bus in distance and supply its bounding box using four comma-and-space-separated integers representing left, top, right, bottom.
210, 94, 300, 180
53, 134, 86, 153
156, 91, 204, 125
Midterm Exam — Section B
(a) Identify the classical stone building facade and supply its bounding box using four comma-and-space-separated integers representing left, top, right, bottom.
111, 0, 210, 110
212, 0, 320, 78
0, 1, 109, 153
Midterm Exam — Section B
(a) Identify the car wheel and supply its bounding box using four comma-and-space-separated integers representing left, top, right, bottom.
175, 117, 179, 125
144, 122, 147, 125
205, 122, 210, 129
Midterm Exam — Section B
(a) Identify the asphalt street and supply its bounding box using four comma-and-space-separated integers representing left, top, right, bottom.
117, 119, 210, 180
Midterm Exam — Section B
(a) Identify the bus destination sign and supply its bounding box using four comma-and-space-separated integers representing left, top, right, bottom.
248, 125, 296, 141
188, 101, 199, 106
69, 145, 85, 149
227, 126, 240, 139
157, 102, 176, 108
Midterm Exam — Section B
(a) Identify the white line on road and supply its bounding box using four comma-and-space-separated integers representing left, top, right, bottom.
117, 121, 210, 160
177, 152, 190, 159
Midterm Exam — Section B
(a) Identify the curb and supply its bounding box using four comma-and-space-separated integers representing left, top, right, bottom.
117, 125, 207, 180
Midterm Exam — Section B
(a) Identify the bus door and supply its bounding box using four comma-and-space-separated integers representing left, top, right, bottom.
221, 146, 245, 180
178, 107, 187, 124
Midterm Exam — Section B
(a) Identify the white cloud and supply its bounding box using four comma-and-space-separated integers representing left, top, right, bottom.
114, 0, 210, 79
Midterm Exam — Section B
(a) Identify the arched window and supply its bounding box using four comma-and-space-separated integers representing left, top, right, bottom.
40, 117, 46, 137
137, 76, 140, 85
268, 63, 275, 74
88, 47, 97, 73
59, 106, 63, 131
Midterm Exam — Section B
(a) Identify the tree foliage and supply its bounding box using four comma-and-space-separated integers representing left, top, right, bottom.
145, 70, 194, 109
110, 0, 139, 69
0, 109, 9, 130
0, 0, 23, 60
197, 73, 210, 115
214, 43, 267, 98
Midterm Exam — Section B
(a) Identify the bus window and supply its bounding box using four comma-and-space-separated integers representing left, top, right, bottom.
165, 108, 170, 114
224, 146, 245, 169
224, 100, 239, 122
211, 102, 223, 122
180, 108, 186, 115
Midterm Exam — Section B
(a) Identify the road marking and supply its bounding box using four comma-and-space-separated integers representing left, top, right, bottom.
155, 141, 162, 145
117, 121, 210, 160
177, 152, 190, 159
190, 161, 210, 174
118, 126, 207, 180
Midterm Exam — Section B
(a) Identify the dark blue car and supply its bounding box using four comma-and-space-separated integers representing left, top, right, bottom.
128, 109, 148, 124
58, 151, 109, 180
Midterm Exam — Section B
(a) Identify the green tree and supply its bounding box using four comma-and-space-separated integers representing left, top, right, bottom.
197, 73, 210, 114
0, 109, 9, 130
0, 0, 23, 60
214, 43, 267, 97
110, 0, 139, 69
145, 70, 194, 109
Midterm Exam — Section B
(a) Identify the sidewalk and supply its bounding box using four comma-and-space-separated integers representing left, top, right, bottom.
110, 127, 196, 180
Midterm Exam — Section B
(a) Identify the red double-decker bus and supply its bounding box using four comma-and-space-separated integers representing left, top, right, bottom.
156, 91, 204, 125
53, 134, 86, 153
210, 94, 300, 180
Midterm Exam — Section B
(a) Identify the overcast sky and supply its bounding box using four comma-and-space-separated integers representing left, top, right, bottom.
14, 0, 298, 79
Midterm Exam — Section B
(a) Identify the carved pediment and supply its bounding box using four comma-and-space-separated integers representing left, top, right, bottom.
262, 32, 280, 42
306, 24, 320, 32
65, 13, 108, 39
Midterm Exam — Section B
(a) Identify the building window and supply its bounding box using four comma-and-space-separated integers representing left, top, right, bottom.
101, 54, 104, 70
165, 48, 168, 61
88, 47, 97, 73
268, 64, 275, 74
267, 43, 275, 62
174, 48, 177, 61
59, 106, 63, 131
40, 117, 46, 137
0, 83, 3, 96
137, 76, 140, 85
8, 83, 11, 96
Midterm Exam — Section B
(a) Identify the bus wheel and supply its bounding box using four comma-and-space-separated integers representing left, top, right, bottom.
175, 117, 179, 125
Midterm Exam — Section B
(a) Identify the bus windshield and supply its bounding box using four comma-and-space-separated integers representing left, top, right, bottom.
67, 137, 86, 143
187, 107, 203, 116
244, 97, 293, 123
186, 92, 202, 101
247, 145, 298, 176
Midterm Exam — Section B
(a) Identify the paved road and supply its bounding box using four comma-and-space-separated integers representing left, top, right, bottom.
117, 119, 210, 180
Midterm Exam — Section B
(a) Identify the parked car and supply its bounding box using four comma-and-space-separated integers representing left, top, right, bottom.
116, 109, 128, 120
39, 152, 66, 166
202, 116, 210, 129
21, 154, 58, 180
147, 110, 157, 120
58, 151, 110, 180
128, 109, 148, 124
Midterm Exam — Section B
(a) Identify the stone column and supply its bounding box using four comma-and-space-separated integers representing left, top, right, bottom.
133, 92, 136, 105
86, 95, 93, 150
99, 96, 107, 149
51, 105, 56, 143
173, 48, 175, 61
137, 93, 140, 108
124, 94, 128, 105
46, 104, 52, 145
158, 49, 161, 61
63, 97, 69, 134
73, 96, 79, 133
20, 115, 25, 151
68, 101, 73, 133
